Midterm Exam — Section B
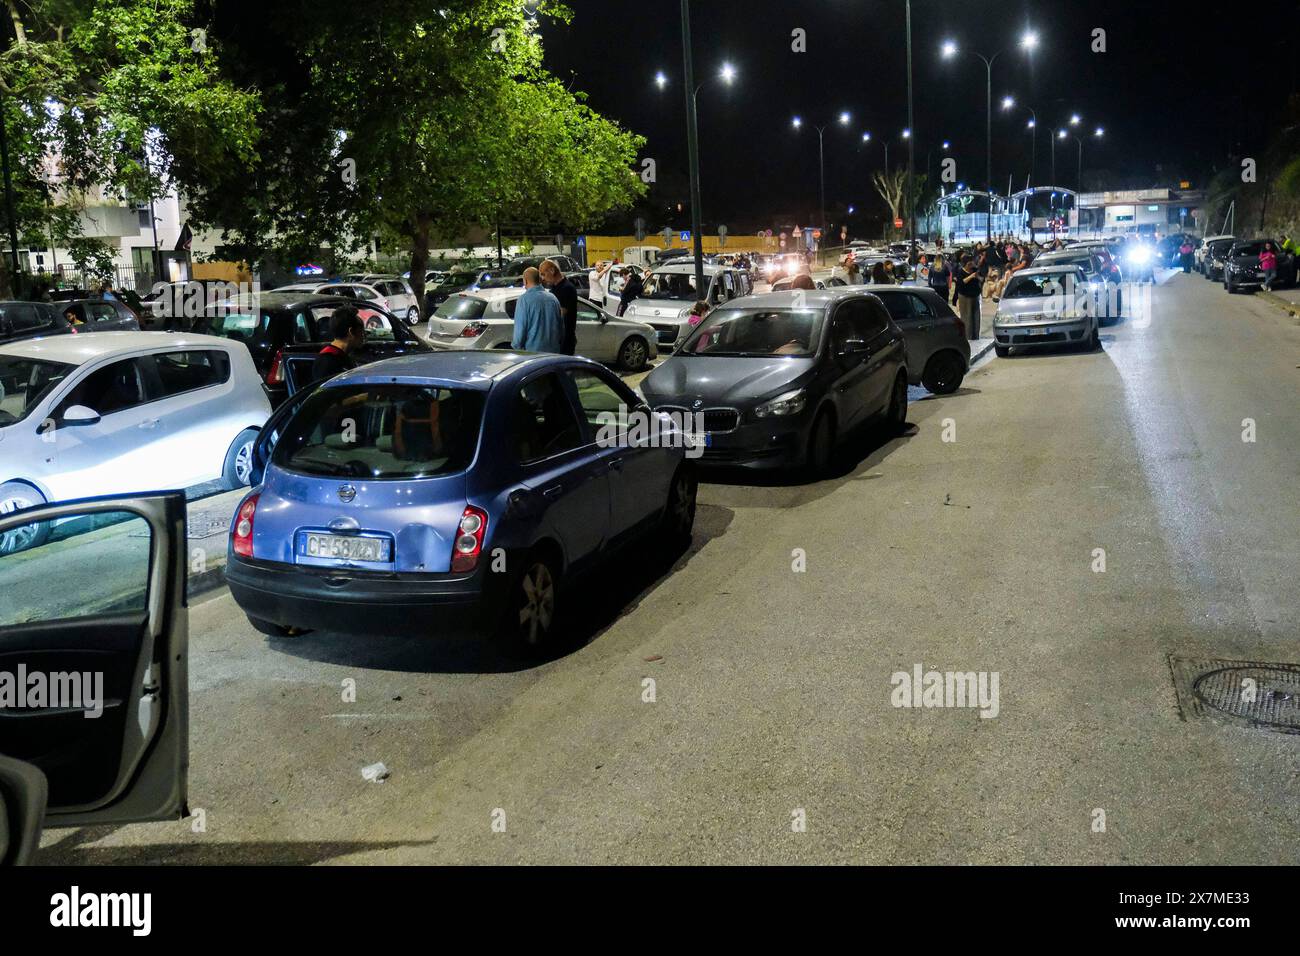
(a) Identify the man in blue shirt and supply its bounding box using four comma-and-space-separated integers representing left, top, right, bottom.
511, 267, 564, 352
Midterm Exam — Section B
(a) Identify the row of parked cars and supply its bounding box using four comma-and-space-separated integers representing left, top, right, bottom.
1194, 234, 1297, 292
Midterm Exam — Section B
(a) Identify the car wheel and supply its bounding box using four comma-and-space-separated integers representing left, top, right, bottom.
617, 335, 650, 371
1224, 278, 1234, 294
1089, 325, 1101, 351
921, 351, 966, 394
223, 429, 259, 489
406, 306, 419, 324
659, 466, 697, 549
0, 482, 50, 555
246, 615, 310, 638
805, 408, 836, 477
994, 344, 1010, 358
507, 551, 559, 653
885, 371, 908, 433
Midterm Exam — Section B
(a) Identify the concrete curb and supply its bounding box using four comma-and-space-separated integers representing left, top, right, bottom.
1254, 289, 1300, 319
969, 338, 997, 364
189, 561, 229, 600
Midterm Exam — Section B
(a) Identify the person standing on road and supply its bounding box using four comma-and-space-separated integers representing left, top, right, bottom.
539, 259, 578, 355
312, 307, 364, 382
1259, 242, 1278, 292
927, 251, 952, 297
954, 255, 982, 340
616, 266, 644, 317
1179, 238, 1194, 273
511, 267, 564, 352
870, 261, 892, 285
588, 259, 613, 311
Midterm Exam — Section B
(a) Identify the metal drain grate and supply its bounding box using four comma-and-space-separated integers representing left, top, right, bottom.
1169, 657, 1300, 733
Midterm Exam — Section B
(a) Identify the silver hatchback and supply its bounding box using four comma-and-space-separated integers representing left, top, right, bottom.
993, 266, 1100, 356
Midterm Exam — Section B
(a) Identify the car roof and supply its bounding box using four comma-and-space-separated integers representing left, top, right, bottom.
715, 288, 868, 310
327, 348, 601, 390
1012, 265, 1086, 278
0, 330, 236, 364
653, 261, 726, 274
224, 291, 352, 310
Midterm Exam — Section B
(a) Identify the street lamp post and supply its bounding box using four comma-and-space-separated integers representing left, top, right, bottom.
793, 112, 850, 254
678, 0, 705, 292
1001, 96, 1038, 185
906, 0, 915, 246
942, 31, 1038, 240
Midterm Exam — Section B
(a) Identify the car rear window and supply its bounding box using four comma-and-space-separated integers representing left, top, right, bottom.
1004, 274, 1076, 298
274, 384, 484, 479
434, 296, 487, 322
0, 303, 57, 335
202, 311, 266, 343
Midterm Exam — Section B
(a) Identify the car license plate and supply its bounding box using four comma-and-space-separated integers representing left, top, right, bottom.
683, 432, 713, 450
302, 533, 389, 562
1029, 326, 1047, 335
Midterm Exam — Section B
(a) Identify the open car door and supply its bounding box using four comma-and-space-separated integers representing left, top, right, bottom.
0, 491, 188, 862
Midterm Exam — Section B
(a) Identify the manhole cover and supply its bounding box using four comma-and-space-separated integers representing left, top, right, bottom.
1194, 666, 1300, 730
1169, 656, 1300, 734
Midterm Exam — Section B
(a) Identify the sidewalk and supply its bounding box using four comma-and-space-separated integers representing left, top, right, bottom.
1256, 286, 1300, 319
185, 488, 247, 598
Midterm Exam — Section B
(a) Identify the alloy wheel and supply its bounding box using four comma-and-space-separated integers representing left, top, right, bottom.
234, 440, 255, 485
0, 494, 42, 555
518, 561, 556, 646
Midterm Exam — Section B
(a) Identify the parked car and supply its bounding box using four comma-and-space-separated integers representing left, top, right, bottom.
55, 297, 140, 332
1223, 239, 1297, 293
225, 351, 697, 652
0, 490, 189, 864
0, 302, 80, 344
192, 292, 430, 406
51, 288, 146, 318
0, 332, 271, 553
992, 266, 1100, 357
638, 289, 909, 475
353, 275, 420, 322
620, 261, 755, 350
1202, 237, 1237, 282
867, 286, 971, 393
270, 280, 414, 320
426, 288, 657, 370
1031, 247, 1123, 318
427, 267, 486, 305
1196, 234, 1234, 274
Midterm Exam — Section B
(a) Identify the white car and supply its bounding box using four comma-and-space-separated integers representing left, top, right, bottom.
619, 260, 754, 350
0, 332, 271, 553
1195, 235, 1234, 274
426, 287, 659, 370
271, 280, 419, 324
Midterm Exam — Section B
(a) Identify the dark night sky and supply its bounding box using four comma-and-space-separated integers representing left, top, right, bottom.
542, 0, 1297, 231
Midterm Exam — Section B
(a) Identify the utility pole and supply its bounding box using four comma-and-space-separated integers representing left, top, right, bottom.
906, 0, 915, 245
680, 0, 705, 295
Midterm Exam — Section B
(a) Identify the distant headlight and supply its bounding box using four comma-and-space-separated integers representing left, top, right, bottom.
1127, 247, 1152, 265
754, 388, 807, 417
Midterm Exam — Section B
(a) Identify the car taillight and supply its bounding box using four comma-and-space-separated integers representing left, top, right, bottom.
232, 494, 259, 558
459, 322, 488, 338
450, 505, 487, 573
266, 350, 284, 385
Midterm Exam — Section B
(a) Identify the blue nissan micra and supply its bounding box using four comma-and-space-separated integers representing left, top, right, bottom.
226, 350, 696, 651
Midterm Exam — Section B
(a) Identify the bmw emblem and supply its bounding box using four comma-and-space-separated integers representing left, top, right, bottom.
692, 399, 703, 410
337, 484, 357, 502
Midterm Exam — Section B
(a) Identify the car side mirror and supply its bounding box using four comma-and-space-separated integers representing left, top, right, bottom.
60, 405, 100, 427
837, 338, 868, 356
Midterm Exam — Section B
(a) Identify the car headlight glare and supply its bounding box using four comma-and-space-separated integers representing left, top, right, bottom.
754, 388, 807, 417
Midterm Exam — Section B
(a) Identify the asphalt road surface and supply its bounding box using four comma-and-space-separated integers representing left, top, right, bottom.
39, 272, 1300, 864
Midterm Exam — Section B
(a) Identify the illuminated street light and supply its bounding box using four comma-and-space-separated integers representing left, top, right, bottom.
792, 116, 803, 129
1021, 31, 1039, 50
1001, 95, 1015, 110
720, 62, 736, 83
1070, 114, 1081, 126
839, 111, 851, 125
654, 71, 667, 89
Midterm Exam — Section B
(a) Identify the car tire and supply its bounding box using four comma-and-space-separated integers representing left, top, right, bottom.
885, 371, 908, 433
617, 335, 650, 371
0, 482, 50, 555
246, 615, 310, 638
994, 344, 1010, 358
1224, 277, 1235, 294
921, 351, 966, 394
406, 306, 419, 324
1089, 325, 1101, 351
659, 466, 697, 550
222, 429, 259, 489
502, 549, 560, 655
805, 408, 837, 477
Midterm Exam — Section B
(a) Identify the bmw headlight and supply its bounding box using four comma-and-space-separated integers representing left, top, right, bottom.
754, 388, 807, 417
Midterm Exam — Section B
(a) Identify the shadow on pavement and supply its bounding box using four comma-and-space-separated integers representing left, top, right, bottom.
258, 502, 735, 674
36, 826, 434, 865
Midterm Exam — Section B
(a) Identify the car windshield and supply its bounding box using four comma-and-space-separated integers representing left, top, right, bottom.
275, 384, 485, 479
0, 356, 76, 425
434, 296, 488, 321
1233, 241, 1267, 256
500, 259, 541, 277
1004, 274, 1075, 298
641, 271, 701, 300
1040, 253, 1094, 270
440, 272, 477, 287
679, 309, 821, 357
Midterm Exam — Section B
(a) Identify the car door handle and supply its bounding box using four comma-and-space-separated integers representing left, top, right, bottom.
542, 485, 563, 499
607, 458, 624, 472
138, 418, 160, 429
